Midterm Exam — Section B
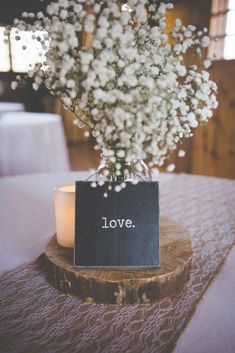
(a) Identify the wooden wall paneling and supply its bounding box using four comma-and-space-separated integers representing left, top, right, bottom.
53, 99, 88, 143
53, 4, 93, 144
192, 60, 235, 178
166, 0, 212, 173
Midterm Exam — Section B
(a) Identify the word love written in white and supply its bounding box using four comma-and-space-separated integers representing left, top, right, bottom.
101, 217, 136, 229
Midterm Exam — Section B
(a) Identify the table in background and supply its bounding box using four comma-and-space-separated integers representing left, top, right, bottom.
0, 102, 25, 113
0, 171, 234, 353
0, 112, 70, 176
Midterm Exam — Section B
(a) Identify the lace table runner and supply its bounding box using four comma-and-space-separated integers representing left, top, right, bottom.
0, 174, 235, 353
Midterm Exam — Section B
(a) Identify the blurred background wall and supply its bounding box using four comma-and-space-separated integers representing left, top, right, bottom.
0, 0, 234, 178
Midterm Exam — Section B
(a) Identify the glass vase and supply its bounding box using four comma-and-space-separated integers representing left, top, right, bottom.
95, 149, 152, 183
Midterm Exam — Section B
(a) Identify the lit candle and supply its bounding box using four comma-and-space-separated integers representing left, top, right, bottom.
54, 184, 75, 248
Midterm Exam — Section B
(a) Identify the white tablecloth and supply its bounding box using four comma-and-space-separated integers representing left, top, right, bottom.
0, 172, 234, 353
0, 112, 70, 176
0, 102, 25, 113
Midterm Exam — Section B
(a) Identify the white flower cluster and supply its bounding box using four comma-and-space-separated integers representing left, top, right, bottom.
10, 0, 218, 171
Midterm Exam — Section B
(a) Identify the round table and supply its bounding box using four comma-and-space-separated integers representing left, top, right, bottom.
0, 112, 70, 176
0, 102, 25, 113
0, 172, 234, 353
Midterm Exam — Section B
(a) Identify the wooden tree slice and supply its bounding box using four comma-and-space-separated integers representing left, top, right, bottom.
44, 217, 193, 304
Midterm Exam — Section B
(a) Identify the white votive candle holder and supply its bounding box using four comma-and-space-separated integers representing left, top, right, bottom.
55, 184, 75, 248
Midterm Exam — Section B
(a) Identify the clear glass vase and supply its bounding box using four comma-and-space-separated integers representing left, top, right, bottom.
95, 149, 152, 183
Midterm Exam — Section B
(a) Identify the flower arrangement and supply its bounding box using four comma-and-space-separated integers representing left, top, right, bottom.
8, 0, 218, 183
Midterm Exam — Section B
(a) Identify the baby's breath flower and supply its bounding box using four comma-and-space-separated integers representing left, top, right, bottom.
178, 150, 186, 157
114, 185, 121, 192
166, 164, 176, 172
11, 81, 18, 90
9, 0, 218, 179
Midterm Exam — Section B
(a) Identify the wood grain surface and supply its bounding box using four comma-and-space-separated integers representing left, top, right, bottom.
44, 217, 193, 304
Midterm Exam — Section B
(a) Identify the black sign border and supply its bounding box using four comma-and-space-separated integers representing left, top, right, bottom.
74, 181, 160, 268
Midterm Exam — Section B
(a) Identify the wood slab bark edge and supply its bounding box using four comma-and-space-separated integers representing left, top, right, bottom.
43, 217, 193, 304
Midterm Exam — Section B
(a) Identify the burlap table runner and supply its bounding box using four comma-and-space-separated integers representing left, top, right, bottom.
0, 174, 235, 353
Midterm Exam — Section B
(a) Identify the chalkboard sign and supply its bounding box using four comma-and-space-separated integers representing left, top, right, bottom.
74, 181, 159, 267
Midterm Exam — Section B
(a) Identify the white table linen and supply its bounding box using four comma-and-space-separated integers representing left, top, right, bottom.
0, 102, 25, 113
0, 112, 70, 176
